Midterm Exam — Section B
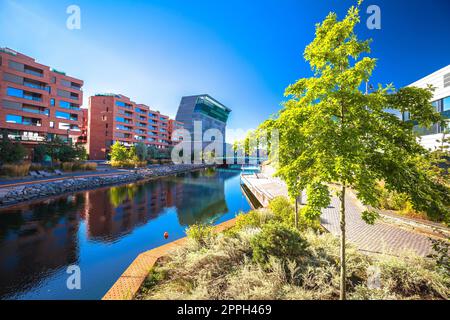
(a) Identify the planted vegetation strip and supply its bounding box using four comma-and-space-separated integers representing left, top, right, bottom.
102, 218, 237, 300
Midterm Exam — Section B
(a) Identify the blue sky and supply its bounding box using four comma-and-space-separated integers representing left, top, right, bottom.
1, 0, 449, 141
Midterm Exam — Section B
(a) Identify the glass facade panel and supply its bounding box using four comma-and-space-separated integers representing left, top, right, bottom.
443, 96, 450, 111
194, 99, 230, 123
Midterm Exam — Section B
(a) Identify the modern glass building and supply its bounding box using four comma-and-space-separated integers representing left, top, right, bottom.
175, 94, 231, 146
404, 65, 450, 150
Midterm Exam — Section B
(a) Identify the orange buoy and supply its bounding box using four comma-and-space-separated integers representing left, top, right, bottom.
164, 232, 169, 239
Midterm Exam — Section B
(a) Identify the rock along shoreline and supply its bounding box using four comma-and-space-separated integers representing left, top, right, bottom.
0, 164, 215, 208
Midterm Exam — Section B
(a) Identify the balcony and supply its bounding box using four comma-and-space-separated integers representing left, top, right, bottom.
7, 86, 43, 102
6, 114, 42, 127
24, 67, 43, 78
59, 100, 81, 111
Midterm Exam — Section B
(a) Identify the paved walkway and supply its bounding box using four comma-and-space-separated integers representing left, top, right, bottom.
242, 173, 438, 256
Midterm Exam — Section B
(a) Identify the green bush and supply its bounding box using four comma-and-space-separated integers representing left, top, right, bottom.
0, 131, 26, 164
269, 197, 295, 225
186, 224, 215, 245
268, 197, 321, 231
234, 209, 274, 231
251, 222, 309, 266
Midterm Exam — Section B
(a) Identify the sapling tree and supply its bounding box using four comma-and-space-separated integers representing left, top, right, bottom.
260, 1, 449, 299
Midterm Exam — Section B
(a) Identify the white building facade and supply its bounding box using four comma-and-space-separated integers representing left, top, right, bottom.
405, 65, 450, 151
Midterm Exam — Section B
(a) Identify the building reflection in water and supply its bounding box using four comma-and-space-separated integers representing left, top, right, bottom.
0, 169, 243, 299
0, 196, 84, 298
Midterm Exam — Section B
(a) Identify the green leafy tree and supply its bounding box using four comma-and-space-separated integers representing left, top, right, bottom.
260, 2, 449, 299
33, 144, 48, 163
0, 131, 26, 164
135, 142, 148, 161
110, 141, 128, 162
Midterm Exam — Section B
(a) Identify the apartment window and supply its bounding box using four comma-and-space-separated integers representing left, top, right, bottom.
116, 101, 125, 107
56, 110, 70, 119
6, 114, 22, 124
50, 121, 55, 128
50, 98, 55, 106
8, 60, 23, 72
6, 87, 23, 98
59, 100, 80, 110
102, 115, 107, 121
444, 73, 450, 88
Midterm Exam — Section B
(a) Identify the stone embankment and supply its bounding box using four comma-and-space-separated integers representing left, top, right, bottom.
0, 164, 212, 207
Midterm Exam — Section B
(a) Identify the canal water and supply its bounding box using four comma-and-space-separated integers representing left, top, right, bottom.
0, 168, 251, 300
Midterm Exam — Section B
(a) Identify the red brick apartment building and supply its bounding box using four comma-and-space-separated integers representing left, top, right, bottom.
0, 48, 84, 149
88, 94, 178, 160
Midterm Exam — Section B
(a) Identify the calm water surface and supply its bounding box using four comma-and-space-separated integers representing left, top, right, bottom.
0, 169, 251, 300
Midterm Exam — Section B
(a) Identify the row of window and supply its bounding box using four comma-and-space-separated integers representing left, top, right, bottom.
5, 114, 81, 131
115, 101, 168, 121
7, 59, 82, 89
7, 86, 81, 110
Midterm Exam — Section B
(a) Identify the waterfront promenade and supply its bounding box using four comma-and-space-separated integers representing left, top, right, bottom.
241, 172, 447, 256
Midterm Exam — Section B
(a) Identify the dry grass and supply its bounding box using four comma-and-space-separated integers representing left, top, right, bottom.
61, 162, 97, 172
1, 163, 31, 177
110, 160, 147, 168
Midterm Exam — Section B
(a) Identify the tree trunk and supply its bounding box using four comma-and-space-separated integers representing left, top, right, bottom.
339, 185, 346, 300
295, 196, 299, 229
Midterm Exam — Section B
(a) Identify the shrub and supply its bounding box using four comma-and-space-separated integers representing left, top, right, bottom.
61, 162, 98, 172
186, 224, 215, 245
84, 162, 97, 171
30, 163, 45, 172
234, 209, 274, 231
268, 197, 321, 231
0, 131, 26, 164
110, 160, 147, 168
1, 163, 31, 177
251, 222, 309, 266
376, 183, 427, 220
373, 254, 450, 299
269, 197, 295, 225
427, 238, 450, 277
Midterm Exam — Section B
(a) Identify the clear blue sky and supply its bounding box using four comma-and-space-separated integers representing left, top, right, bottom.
1, 0, 449, 141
